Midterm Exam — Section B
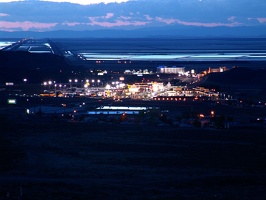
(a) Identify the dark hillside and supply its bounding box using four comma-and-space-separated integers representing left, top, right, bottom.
201, 67, 266, 89
0, 51, 84, 83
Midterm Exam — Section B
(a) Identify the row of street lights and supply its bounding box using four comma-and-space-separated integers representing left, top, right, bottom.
43, 81, 64, 93
42, 79, 103, 92
69, 79, 100, 83
43, 79, 102, 86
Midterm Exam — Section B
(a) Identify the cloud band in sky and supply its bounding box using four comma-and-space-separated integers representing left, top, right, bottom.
0, 0, 266, 32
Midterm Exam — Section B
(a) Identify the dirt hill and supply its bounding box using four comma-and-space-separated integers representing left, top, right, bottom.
201, 67, 266, 89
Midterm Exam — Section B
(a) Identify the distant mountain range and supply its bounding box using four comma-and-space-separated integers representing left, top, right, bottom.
1, 26, 266, 38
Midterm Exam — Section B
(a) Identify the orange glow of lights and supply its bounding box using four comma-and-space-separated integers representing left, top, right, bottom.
199, 114, 204, 118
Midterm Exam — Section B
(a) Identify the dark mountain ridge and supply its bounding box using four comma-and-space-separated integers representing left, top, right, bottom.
1, 26, 266, 38
202, 67, 266, 89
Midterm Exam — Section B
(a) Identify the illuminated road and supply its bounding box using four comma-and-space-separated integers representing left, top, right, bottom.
1, 38, 56, 54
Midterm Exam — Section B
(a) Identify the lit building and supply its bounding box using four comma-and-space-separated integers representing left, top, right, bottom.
152, 82, 164, 92
128, 85, 140, 93
208, 67, 227, 73
157, 66, 185, 74
87, 106, 159, 115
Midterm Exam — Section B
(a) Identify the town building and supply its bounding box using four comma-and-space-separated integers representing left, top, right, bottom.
87, 106, 160, 115
157, 66, 185, 74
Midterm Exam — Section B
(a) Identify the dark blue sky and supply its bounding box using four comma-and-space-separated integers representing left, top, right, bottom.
0, 0, 266, 36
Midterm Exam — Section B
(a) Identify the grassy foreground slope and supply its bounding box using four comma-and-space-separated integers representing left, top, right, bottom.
1, 123, 266, 200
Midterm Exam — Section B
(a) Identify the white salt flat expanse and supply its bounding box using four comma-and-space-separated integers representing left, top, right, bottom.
79, 52, 266, 61
0, 41, 15, 50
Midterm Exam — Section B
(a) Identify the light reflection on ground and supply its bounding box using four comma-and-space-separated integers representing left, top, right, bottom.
0, 41, 14, 50
79, 52, 266, 61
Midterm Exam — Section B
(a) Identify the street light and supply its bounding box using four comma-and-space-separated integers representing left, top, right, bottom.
43, 82, 47, 92
48, 81, 52, 92
105, 84, 111, 90
54, 84, 57, 94
211, 110, 215, 117
69, 79, 72, 89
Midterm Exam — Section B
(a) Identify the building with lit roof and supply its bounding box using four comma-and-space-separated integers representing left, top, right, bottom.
157, 66, 185, 74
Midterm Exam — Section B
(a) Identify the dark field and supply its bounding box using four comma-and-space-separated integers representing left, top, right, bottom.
54, 38, 266, 53
1, 122, 266, 200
